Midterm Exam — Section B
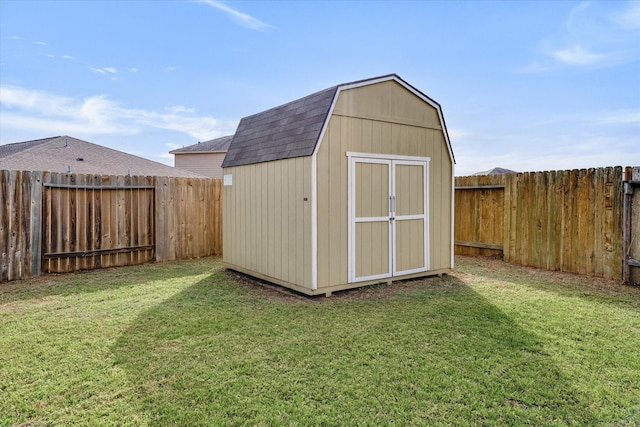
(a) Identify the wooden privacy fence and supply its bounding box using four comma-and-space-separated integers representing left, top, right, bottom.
454, 166, 638, 281
1, 170, 222, 282
42, 173, 155, 274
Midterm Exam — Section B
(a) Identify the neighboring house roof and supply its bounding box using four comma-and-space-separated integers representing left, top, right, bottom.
0, 135, 204, 177
0, 136, 54, 158
170, 135, 234, 154
474, 167, 517, 175
222, 73, 454, 168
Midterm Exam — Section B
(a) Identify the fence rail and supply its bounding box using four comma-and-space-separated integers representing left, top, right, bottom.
3, 166, 637, 284
454, 167, 632, 281
1, 170, 222, 282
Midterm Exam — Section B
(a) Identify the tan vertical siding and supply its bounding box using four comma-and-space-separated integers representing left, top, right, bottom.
223, 157, 313, 289
174, 153, 226, 178
315, 80, 453, 290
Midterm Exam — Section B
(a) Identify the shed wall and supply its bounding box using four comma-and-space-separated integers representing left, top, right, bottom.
223, 156, 313, 289
174, 152, 226, 178
316, 81, 453, 289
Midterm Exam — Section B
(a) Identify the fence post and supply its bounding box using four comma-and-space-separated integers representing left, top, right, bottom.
30, 171, 43, 277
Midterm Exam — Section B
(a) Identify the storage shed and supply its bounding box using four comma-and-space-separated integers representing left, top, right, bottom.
222, 74, 455, 296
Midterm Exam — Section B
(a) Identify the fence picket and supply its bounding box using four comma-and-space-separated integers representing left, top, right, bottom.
1, 171, 223, 282
454, 167, 626, 280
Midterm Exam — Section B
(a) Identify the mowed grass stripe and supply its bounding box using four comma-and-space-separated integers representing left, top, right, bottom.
1, 256, 639, 426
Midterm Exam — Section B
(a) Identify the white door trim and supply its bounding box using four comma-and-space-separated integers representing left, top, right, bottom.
348, 156, 393, 283
348, 153, 430, 283
392, 159, 430, 276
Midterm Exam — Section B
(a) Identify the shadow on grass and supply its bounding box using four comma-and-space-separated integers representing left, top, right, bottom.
0, 257, 221, 304
110, 270, 602, 426
456, 255, 640, 311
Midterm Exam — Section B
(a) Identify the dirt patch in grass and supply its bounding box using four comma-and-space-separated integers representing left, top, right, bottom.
225, 255, 638, 304
224, 269, 466, 303
3, 255, 639, 426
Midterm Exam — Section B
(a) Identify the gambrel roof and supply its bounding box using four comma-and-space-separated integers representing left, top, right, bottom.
222, 74, 454, 168
0, 135, 204, 177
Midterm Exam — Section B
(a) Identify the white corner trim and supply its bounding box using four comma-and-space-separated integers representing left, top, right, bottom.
451, 162, 455, 269
311, 152, 318, 290
347, 155, 354, 283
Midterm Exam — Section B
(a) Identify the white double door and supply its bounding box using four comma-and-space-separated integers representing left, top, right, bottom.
348, 154, 429, 283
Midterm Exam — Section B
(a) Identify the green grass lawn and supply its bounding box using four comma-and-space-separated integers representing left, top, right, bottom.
1, 256, 639, 426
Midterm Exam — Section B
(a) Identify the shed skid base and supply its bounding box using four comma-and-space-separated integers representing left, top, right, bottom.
223, 262, 452, 296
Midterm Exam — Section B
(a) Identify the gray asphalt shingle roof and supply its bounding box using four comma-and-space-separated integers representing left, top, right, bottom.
222, 85, 338, 168
0, 136, 55, 158
222, 73, 453, 168
170, 135, 234, 154
0, 135, 204, 177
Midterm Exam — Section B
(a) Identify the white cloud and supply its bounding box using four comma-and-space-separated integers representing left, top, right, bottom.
447, 128, 471, 141
165, 105, 196, 114
598, 110, 640, 125
612, 1, 640, 30
63, 55, 74, 60
524, 1, 639, 71
0, 85, 237, 142
195, 0, 273, 31
134, 109, 233, 141
0, 86, 134, 134
90, 67, 118, 75
33, 41, 48, 46
165, 142, 183, 151
567, 1, 591, 30
454, 133, 636, 176
517, 61, 552, 74
166, 66, 177, 72
551, 45, 622, 66
129, 67, 139, 72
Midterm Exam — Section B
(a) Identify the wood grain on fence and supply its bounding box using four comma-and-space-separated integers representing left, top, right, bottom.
454, 174, 505, 257
41, 172, 156, 273
1, 170, 223, 282
455, 167, 624, 280
155, 177, 222, 261
0, 170, 43, 281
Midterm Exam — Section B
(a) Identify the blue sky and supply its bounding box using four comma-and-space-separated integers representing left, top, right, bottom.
1, 0, 638, 176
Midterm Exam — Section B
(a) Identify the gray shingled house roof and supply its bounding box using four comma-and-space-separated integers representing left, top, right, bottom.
0, 136, 53, 158
222, 74, 453, 168
169, 135, 233, 154
0, 135, 204, 177
474, 167, 518, 175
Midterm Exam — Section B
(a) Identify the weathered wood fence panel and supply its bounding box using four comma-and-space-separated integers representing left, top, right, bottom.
454, 174, 505, 257
0, 170, 43, 281
41, 173, 155, 273
455, 167, 625, 280
155, 177, 222, 261
1, 170, 222, 282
